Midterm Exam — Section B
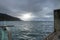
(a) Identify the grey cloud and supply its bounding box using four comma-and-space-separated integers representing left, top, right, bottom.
0, 0, 60, 21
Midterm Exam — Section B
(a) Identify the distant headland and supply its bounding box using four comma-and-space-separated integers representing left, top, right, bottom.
0, 13, 22, 21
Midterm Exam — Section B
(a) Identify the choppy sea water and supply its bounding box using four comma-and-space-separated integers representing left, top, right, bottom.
0, 21, 54, 40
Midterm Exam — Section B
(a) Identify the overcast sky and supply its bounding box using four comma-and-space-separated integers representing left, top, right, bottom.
0, 0, 60, 21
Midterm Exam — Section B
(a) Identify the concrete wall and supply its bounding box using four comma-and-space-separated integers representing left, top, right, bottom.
54, 9, 60, 32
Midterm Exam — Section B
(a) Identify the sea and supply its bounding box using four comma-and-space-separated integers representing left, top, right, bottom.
0, 21, 54, 40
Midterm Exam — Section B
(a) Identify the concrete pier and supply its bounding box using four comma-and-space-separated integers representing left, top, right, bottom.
45, 9, 60, 40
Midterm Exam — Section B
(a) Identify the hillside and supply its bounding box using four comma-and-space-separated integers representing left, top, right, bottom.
0, 13, 21, 21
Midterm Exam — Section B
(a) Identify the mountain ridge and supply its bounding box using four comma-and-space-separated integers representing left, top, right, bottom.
0, 13, 22, 21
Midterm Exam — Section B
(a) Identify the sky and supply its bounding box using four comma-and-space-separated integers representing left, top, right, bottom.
0, 0, 60, 21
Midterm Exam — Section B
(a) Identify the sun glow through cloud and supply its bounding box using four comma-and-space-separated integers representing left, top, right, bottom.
18, 12, 34, 21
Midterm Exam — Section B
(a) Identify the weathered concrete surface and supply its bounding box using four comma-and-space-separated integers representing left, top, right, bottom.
45, 32, 60, 40
44, 32, 56, 40
54, 9, 60, 32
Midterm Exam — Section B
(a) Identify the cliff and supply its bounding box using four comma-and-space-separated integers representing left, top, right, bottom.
0, 13, 21, 21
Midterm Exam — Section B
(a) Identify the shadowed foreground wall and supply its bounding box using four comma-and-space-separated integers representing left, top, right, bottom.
54, 9, 60, 32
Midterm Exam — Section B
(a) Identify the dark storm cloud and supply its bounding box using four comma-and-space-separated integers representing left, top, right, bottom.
0, 0, 60, 21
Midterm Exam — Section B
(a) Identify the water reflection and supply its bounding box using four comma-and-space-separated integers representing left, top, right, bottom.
0, 21, 54, 40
